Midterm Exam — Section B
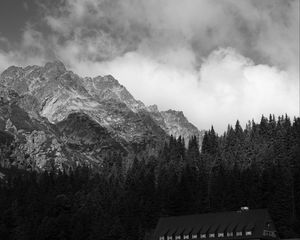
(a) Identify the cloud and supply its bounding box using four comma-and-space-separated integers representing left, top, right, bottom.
61, 47, 298, 133
0, 26, 49, 72
197, 48, 298, 132
0, 0, 298, 132
23, 1, 29, 11
34, 0, 298, 66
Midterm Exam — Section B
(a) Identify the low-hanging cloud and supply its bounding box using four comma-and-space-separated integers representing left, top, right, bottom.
0, 0, 298, 132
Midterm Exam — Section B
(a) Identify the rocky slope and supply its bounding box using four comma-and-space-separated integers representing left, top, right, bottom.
146, 105, 203, 144
0, 61, 202, 170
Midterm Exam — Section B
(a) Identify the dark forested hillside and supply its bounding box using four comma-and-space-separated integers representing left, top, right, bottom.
0, 115, 299, 240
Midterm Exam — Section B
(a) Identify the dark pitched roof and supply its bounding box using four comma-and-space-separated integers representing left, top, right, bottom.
245, 222, 255, 231
217, 223, 227, 233
235, 222, 245, 232
191, 225, 202, 235
174, 228, 185, 236
209, 224, 219, 234
153, 209, 278, 240
199, 225, 209, 234
183, 228, 192, 235
168, 228, 178, 236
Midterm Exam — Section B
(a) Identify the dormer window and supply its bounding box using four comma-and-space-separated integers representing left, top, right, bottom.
246, 231, 252, 236
209, 233, 215, 238
200, 234, 206, 238
167, 236, 173, 240
175, 236, 181, 240
218, 233, 224, 237
236, 232, 242, 236
183, 235, 189, 239
227, 232, 233, 237
192, 235, 197, 239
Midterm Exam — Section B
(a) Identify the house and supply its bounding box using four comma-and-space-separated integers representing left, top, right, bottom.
153, 208, 278, 240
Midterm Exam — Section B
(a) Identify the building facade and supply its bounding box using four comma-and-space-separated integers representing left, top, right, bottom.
153, 209, 278, 240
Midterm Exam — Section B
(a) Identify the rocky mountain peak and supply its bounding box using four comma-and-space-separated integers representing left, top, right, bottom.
1, 65, 24, 77
42, 61, 67, 81
102, 74, 119, 83
160, 109, 202, 142
147, 104, 159, 112
44, 61, 66, 74
0, 61, 203, 170
92, 74, 123, 90
1, 66, 24, 86
84, 74, 146, 112
165, 109, 184, 117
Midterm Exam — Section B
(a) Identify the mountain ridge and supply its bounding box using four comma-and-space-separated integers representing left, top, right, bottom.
0, 61, 203, 170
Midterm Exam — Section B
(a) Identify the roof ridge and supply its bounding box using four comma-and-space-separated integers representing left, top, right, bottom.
160, 208, 268, 219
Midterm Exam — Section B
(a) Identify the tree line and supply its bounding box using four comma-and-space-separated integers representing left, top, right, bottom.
0, 115, 299, 239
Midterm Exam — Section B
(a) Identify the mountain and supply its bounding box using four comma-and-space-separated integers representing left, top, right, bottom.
0, 61, 203, 170
146, 106, 203, 142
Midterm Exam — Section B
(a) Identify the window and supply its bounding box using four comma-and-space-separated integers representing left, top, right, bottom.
167, 236, 173, 240
200, 234, 206, 238
218, 233, 224, 237
263, 230, 276, 238
183, 235, 189, 240
246, 231, 252, 236
236, 232, 242, 236
227, 232, 233, 237
192, 235, 197, 239
209, 233, 215, 238
159, 237, 165, 240
175, 236, 181, 240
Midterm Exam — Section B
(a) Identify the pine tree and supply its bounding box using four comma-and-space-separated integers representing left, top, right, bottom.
187, 136, 200, 166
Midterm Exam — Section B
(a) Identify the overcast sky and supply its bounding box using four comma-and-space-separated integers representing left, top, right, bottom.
0, 0, 299, 133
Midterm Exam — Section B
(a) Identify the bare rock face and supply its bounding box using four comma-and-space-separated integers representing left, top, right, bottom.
0, 62, 165, 142
0, 61, 203, 170
0, 88, 70, 170
82, 75, 146, 112
160, 110, 204, 143
146, 105, 204, 145
146, 106, 204, 145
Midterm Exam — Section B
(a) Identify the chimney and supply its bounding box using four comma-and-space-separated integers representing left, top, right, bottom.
240, 206, 249, 211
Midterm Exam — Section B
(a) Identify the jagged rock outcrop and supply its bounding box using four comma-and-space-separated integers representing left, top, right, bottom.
0, 87, 73, 170
0, 61, 203, 170
160, 110, 204, 142
146, 105, 203, 145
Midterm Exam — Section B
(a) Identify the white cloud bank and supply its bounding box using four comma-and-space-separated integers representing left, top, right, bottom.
0, 0, 299, 133
65, 47, 298, 133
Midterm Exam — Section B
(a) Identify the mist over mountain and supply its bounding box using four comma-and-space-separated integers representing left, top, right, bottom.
0, 61, 203, 170
0, 1, 299, 239
0, 0, 298, 133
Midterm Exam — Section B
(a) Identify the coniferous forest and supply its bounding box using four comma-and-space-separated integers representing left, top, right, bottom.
0, 115, 300, 240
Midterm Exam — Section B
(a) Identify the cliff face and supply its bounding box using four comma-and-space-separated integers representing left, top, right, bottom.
0, 61, 203, 170
160, 110, 204, 144
0, 87, 69, 170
